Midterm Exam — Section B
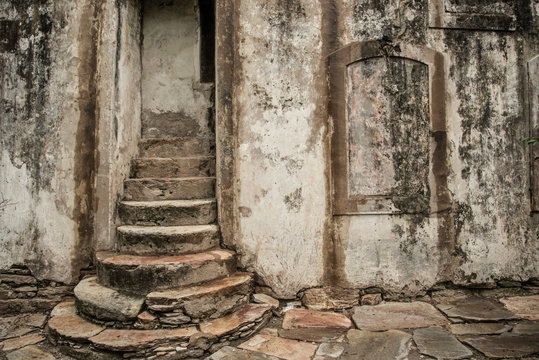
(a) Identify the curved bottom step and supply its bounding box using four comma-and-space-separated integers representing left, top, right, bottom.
47, 302, 273, 359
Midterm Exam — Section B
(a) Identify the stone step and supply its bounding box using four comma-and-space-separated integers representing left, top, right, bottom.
117, 224, 220, 255
96, 250, 236, 294
131, 157, 215, 178
123, 177, 215, 201
118, 199, 216, 226
199, 303, 273, 338
89, 327, 199, 352
139, 137, 215, 158
146, 273, 253, 320
74, 276, 145, 322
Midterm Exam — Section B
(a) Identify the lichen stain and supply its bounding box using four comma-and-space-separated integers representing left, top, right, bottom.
284, 188, 303, 213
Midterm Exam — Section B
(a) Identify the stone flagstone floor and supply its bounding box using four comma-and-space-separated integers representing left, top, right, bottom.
1, 288, 538, 359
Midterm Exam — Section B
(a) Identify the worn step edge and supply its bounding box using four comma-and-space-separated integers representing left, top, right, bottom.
199, 303, 273, 337
89, 327, 199, 352
146, 273, 254, 319
131, 157, 216, 178
118, 199, 216, 226
123, 177, 215, 201
96, 250, 236, 294
139, 137, 215, 157
74, 276, 145, 322
117, 224, 220, 255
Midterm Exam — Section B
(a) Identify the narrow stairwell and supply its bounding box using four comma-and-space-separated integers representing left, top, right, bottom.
47, 136, 273, 359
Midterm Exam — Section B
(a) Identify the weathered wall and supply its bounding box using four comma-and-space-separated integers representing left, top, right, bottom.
0, 0, 98, 283
223, 0, 539, 298
94, 0, 141, 251
141, 0, 213, 139
0, 0, 141, 282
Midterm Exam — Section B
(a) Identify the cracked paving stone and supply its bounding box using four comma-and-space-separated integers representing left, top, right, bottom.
238, 334, 317, 360
449, 323, 512, 335
460, 333, 539, 358
5, 345, 55, 360
413, 327, 472, 360
314, 342, 345, 359
206, 346, 281, 359
345, 329, 411, 360
511, 322, 539, 335
1, 333, 45, 352
499, 295, 539, 321
48, 314, 105, 341
352, 302, 449, 331
283, 309, 352, 330
0, 314, 47, 340
436, 296, 518, 322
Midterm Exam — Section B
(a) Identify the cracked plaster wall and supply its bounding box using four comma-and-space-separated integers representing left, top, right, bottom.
231, 0, 539, 298
0, 0, 141, 283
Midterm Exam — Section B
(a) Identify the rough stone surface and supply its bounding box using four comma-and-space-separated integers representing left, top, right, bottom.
5, 345, 55, 360
278, 328, 345, 343
207, 346, 281, 360
301, 287, 359, 311
511, 322, 539, 335
437, 297, 518, 321
199, 304, 272, 337
146, 273, 252, 318
118, 199, 217, 226
282, 309, 352, 330
89, 327, 198, 351
345, 329, 411, 360
1, 334, 45, 352
49, 301, 77, 317
461, 333, 539, 358
96, 250, 235, 294
48, 315, 105, 341
352, 302, 449, 331
74, 276, 144, 321
449, 323, 512, 335
117, 224, 220, 255
499, 295, 539, 321
360, 294, 382, 306
238, 335, 317, 360
253, 294, 280, 309
131, 157, 216, 178
0, 314, 47, 340
123, 177, 215, 201
314, 343, 345, 359
413, 327, 472, 359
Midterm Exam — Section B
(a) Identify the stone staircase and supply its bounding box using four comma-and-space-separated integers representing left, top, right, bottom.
47, 136, 273, 359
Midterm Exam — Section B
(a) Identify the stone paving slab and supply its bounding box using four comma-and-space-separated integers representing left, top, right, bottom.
207, 345, 281, 359
413, 327, 472, 360
48, 314, 105, 342
238, 334, 318, 360
345, 329, 411, 360
49, 301, 77, 317
199, 304, 272, 337
283, 309, 352, 330
436, 296, 518, 321
314, 342, 345, 359
0, 314, 47, 340
460, 333, 539, 358
279, 328, 345, 343
500, 295, 539, 321
1, 333, 45, 352
512, 322, 539, 335
449, 322, 513, 335
352, 302, 449, 331
5, 345, 55, 360
89, 327, 198, 352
